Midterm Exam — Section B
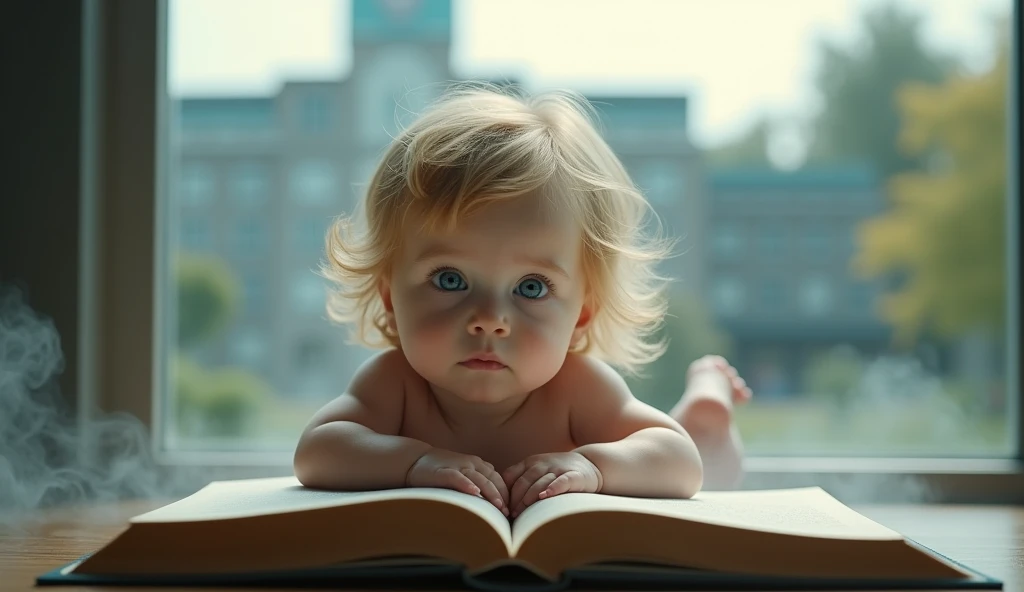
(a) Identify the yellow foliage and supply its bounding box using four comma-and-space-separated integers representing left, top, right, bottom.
852, 40, 1008, 346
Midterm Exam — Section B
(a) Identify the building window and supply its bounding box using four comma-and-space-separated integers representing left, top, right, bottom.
801, 223, 832, 261
296, 215, 328, 254
756, 222, 786, 257
712, 223, 744, 260
241, 274, 268, 316
233, 216, 269, 255
798, 276, 833, 316
179, 216, 212, 251
761, 276, 786, 313
291, 273, 326, 314
300, 94, 332, 133
289, 160, 336, 205
229, 161, 270, 206
180, 163, 215, 206
637, 161, 683, 205
710, 276, 745, 317
850, 282, 878, 316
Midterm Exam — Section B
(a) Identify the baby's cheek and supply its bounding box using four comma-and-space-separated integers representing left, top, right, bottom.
517, 320, 572, 375
402, 309, 459, 360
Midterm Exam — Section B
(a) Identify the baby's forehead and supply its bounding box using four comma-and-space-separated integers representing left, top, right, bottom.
401, 206, 581, 269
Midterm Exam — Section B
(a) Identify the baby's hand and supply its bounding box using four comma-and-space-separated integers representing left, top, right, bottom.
502, 452, 603, 518
406, 448, 509, 516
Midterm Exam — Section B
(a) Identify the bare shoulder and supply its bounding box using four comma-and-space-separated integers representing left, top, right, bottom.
556, 354, 685, 446
549, 353, 631, 400
300, 348, 418, 436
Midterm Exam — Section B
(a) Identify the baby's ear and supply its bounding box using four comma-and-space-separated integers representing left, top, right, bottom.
378, 280, 397, 332
571, 297, 596, 346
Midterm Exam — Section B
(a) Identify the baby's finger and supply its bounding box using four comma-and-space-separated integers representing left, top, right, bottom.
437, 467, 480, 497
538, 472, 576, 500
482, 465, 510, 508
467, 470, 508, 515
501, 462, 526, 490
516, 473, 558, 516
510, 465, 548, 512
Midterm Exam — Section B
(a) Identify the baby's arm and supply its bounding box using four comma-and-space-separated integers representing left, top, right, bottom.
292, 349, 432, 490
568, 357, 704, 499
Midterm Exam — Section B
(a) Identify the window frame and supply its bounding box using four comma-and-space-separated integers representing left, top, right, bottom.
81, 0, 1024, 503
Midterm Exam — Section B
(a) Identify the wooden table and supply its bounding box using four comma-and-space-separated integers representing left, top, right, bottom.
1, 501, 1021, 591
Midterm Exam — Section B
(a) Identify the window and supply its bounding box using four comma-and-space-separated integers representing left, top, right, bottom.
300, 94, 332, 133
760, 276, 787, 313
180, 162, 215, 206
290, 273, 326, 314
289, 160, 337, 205
710, 276, 745, 317
798, 276, 833, 316
229, 161, 270, 206
240, 274, 268, 316
232, 216, 269, 255
801, 223, 832, 261
637, 160, 683, 205
756, 223, 786, 258
179, 216, 212, 251
849, 281, 878, 316
150, 0, 1017, 480
712, 223, 744, 260
295, 215, 329, 254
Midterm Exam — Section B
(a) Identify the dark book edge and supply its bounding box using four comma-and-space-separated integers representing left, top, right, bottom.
36, 536, 1003, 591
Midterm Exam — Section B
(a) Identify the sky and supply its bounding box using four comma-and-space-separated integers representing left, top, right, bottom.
169, 0, 1009, 149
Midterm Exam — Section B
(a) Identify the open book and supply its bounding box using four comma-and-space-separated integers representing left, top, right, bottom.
38, 476, 1000, 591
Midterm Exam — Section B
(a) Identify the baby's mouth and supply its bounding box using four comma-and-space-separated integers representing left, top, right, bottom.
459, 355, 507, 371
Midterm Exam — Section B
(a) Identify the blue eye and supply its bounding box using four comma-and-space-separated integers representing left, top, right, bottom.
515, 277, 549, 299
431, 269, 467, 291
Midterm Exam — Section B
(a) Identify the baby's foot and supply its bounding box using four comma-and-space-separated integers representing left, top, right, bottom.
669, 356, 752, 490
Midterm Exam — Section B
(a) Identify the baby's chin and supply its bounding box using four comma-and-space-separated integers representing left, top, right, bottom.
438, 368, 540, 404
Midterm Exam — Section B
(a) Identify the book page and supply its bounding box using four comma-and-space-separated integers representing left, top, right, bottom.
510, 487, 900, 554
133, 476, 514, 550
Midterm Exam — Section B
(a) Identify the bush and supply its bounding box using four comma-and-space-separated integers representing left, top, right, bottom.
173, 355, 271, 438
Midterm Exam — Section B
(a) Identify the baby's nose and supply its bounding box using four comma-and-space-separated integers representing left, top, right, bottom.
467, 309, 510, 336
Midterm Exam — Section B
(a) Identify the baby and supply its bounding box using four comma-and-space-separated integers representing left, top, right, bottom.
294, 85, 752, 519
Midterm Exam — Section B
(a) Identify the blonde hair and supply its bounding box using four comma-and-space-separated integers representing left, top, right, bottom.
321, 83, 676, 375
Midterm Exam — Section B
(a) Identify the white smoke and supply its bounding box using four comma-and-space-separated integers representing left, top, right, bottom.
0, 283, 207, 528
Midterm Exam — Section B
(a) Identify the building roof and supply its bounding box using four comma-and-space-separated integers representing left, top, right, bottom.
586, 96, 688, 134
709, 165, 878, 189
179, 98, 276, 130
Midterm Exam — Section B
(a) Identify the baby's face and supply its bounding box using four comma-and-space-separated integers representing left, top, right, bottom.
383, 192, 591, 404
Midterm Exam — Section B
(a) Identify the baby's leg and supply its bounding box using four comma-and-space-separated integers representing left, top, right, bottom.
669, 364, 748, 490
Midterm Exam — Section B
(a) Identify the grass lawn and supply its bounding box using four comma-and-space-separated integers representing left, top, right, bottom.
170, 391, 1010, 457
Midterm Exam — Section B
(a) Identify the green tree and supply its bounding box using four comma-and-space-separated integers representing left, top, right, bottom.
806, 2, 957, 178
852, 27, 1008, 346
174, 355, 271, 438
176, 254, 239, 349
172, 253, 270, 438
629, 292, 733, 411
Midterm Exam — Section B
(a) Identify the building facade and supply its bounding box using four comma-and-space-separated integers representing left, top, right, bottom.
173, 0, 889, 403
